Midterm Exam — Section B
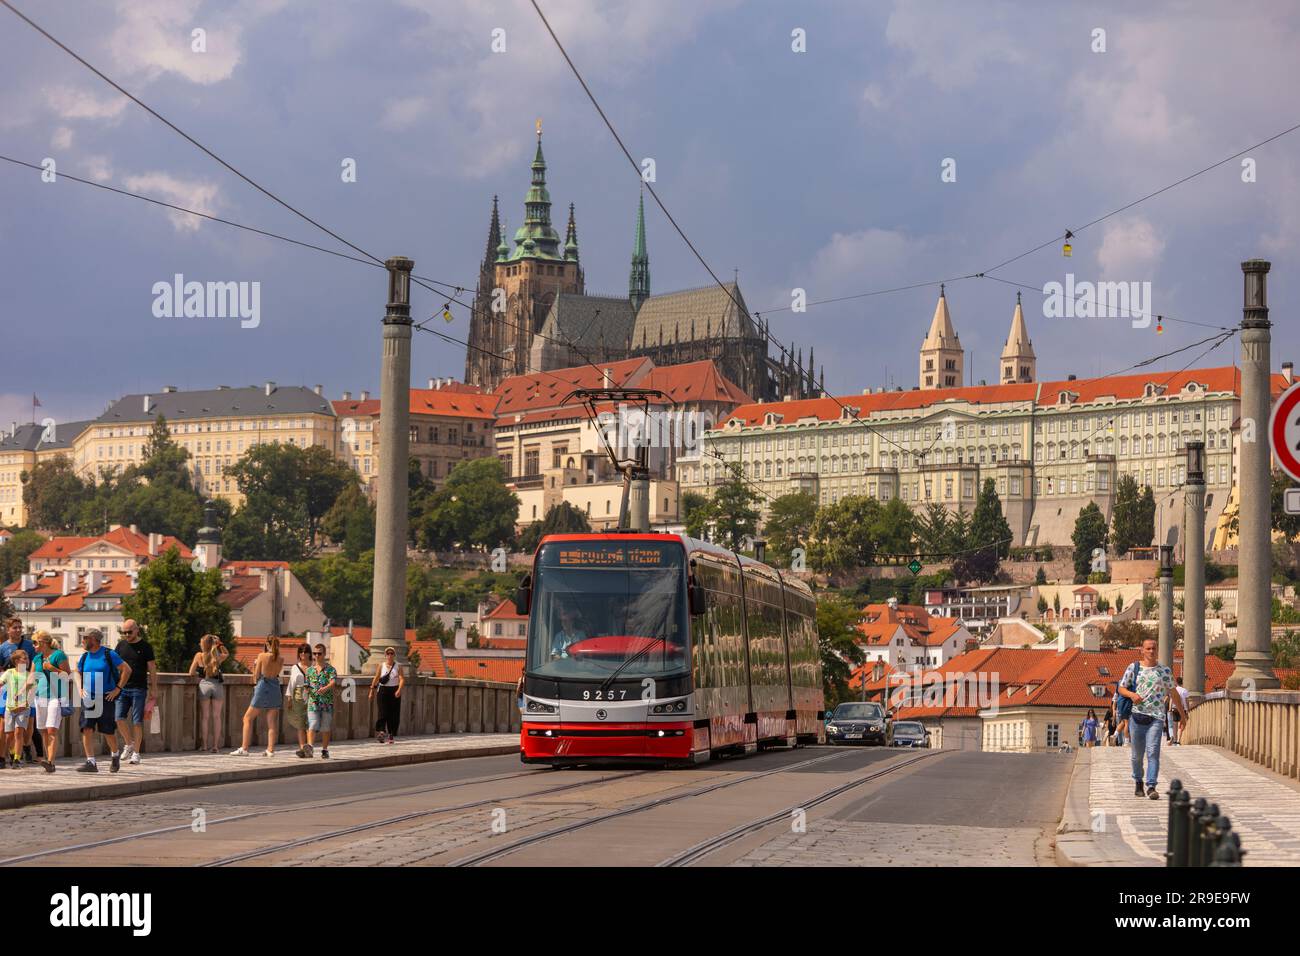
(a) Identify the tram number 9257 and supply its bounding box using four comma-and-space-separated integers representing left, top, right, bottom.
582, 689, 628, 700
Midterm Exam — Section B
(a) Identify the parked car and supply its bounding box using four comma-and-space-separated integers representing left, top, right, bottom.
890, 720, 930, 748
825, 701, 891, 746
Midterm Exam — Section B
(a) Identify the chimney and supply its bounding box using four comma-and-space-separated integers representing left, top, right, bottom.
602, 368, 613, 388
129, 524, 139, 536
428, 377, 436, 390
217, 384, 230, 390
148, 533, 160, 556
1067, 374, 1077, 381
455, 626, 468, 650
86, 569, 103, 594
61, 570, 76, 596
143, 395, 153, 414
342, 391, 352, 401
20, 573, 36, 591
314, 384, 323, 396
784, 395, 792, 402
264, 381, 276, 396
1284, 362, 1294, 385
360, 390, 370, 401
162, 385, 178, 393
128, 569, 139, 590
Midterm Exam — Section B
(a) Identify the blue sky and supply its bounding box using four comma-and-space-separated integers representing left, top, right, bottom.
2, 0, 1298, 426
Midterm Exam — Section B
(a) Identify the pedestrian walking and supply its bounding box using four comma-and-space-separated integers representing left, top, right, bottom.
188, 634, 228, 752
3, 650, 34, 768
516, 675, 525, 713
74, 629, 130, 773
231, 637, 282, 757
286, 644, 312, 758
113, 619, 156, 765
1103, 707, 1116, 747
368, 647, 404, 743
1171, 676, 1191, 745
1081, 709, 1098, 748
1, 618, 38, 762
1116, 638, 1187, 799
32, 631, 69, 773
306, 644, 337, 759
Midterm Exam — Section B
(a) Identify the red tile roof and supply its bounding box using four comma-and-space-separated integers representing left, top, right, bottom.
856, 603, 966, 647
2, 570, 136, 610
642, 360, 751, 406
218, 575, 265, 610
405, 640, 448, 677
720, 366, 1273, 428
331, 388, 495, 420
492, 358, 652, 416
29, 528, 192, 563
482, 637, 527, 651
483, 598, 525, 621
445, 656, 524, 684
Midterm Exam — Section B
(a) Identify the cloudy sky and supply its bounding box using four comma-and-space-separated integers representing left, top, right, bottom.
2, 0, 1298, 427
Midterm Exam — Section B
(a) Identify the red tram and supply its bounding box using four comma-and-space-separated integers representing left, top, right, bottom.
516, 532, 824, 765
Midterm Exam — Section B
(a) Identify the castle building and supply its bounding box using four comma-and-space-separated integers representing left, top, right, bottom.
464, 128, 816, 403
677, 287, 1291, 549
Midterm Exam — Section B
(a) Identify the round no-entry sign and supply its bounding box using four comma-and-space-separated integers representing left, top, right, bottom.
1270, 381, 1300, 483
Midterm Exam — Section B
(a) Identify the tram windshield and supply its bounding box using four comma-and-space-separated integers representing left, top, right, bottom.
528, 539, 688, 680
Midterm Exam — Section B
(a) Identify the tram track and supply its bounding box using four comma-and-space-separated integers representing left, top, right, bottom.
0, 762, 635, 867
657, 749, 940, 866
449, 746, 865, 867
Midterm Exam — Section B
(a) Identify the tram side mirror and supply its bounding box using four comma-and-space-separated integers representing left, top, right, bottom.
687, 575, 707, 616
515, 574, 532, 616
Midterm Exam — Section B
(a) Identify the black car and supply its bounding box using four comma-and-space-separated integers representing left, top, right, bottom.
825, 702, 891, 746
890, 720, 930, 748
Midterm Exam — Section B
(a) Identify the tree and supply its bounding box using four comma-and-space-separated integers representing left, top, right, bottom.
1226, 471, 1300, 543
916, 502, 953, 554
1271, 630, 1300, 668
682, 492, 709, 535
292, 551, 375, 627
1096, 596, 1110, 612
685, 471, 760, 551
761, 493, 817, 566
517, 502, 590, 554
1053, 593, 1061, 616
321, 483, 375, 560
1209, 595, 1224, 617
1035, 566, 1047, 585
1115, 594, 1125, 613
876, 498, 918, 556
1037, 595, 1049, 614
1103, 620, 1152, 649
953, 479, 1012, 584
120, 547, 232, 671
807, 496, 882, 572
0, 530, 45, 586
816, 595, 865, 707
1141, 593, 1158, 618
1109, 474, 1154, 556
228, 442, 353, 551
412, 457, 520, 551
21, 456, 90, 531
1072, 502, 1108, 582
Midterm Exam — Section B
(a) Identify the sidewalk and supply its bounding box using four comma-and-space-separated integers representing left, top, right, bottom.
0, 734, 519, 811
1065, 743, 1300, 866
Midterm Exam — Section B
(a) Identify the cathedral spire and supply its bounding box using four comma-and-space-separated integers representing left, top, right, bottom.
564, 203, 579, 262
630, 189, 650, 310
1000, 291, 1037, 383
508, 122, 561, 260
483, 195, 501, 268
919, 284, 964, 390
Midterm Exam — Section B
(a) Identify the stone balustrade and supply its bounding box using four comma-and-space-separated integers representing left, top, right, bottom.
1183, 689, 1300, 779
36, 673, 521, 758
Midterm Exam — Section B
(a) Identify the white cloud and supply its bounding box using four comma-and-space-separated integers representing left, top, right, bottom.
43, 85, 128, 122
884, 1, 1024, 91
50, 127, 75, 150
121, 172, 219, 232
1096, 217, 1166, 280
82, 155, 114, 183
806, 228, 928, 294
861, 83, 887, 110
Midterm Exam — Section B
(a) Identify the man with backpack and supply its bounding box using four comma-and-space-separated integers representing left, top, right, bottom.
1116, 638, 1187, 799
74, 629, 132, 773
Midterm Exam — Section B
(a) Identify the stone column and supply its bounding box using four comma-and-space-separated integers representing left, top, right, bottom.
368, 257, 414, 670
1158, 545, 1174, 669
1230, 259, 1280, 690
1183, 442, 1206, 701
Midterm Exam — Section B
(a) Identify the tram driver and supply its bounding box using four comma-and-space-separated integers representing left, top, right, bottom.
549, 606, 588, 659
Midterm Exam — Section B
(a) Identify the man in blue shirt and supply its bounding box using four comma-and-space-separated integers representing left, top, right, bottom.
0, 618, 37, 761
74, 628, 131, 773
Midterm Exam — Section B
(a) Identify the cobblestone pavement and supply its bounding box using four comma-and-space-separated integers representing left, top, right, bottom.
0, 734, 517, 809
730, 819, 1045, 866
1090, 744, 1300, 866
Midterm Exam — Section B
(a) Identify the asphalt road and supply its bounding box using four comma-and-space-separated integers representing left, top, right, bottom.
0, 746, 1075, 867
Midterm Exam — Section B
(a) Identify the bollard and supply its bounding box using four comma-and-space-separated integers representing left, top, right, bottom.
1196, 803, 1221, 868
1187, 797, 1208, 867
1167, 780, 1189, 867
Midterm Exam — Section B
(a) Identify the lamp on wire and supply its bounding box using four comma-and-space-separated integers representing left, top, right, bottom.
1155, 314, 1163, 335
1062, 230, 1074, 257
442, 303, 453, 323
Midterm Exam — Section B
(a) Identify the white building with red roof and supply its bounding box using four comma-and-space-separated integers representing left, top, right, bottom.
25, 525, 193, 575
854, 599, 974, 669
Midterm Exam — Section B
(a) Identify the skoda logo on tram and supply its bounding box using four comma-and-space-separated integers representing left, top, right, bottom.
595, 709, 608, 721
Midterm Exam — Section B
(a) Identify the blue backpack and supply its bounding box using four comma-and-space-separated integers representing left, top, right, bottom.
1115, 661, 1137, 720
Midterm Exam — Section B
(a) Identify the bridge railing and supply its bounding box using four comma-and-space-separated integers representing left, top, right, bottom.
39, 673, 521, 758
1182, 688, 1300, 779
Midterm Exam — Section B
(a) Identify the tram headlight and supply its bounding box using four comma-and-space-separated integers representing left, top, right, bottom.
526, 700, 557, 714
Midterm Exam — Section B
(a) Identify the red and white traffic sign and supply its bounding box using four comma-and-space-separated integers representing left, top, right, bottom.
1270, 381, 1300, 483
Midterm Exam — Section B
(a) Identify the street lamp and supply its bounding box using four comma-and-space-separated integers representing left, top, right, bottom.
1185, 441, 1205, 485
